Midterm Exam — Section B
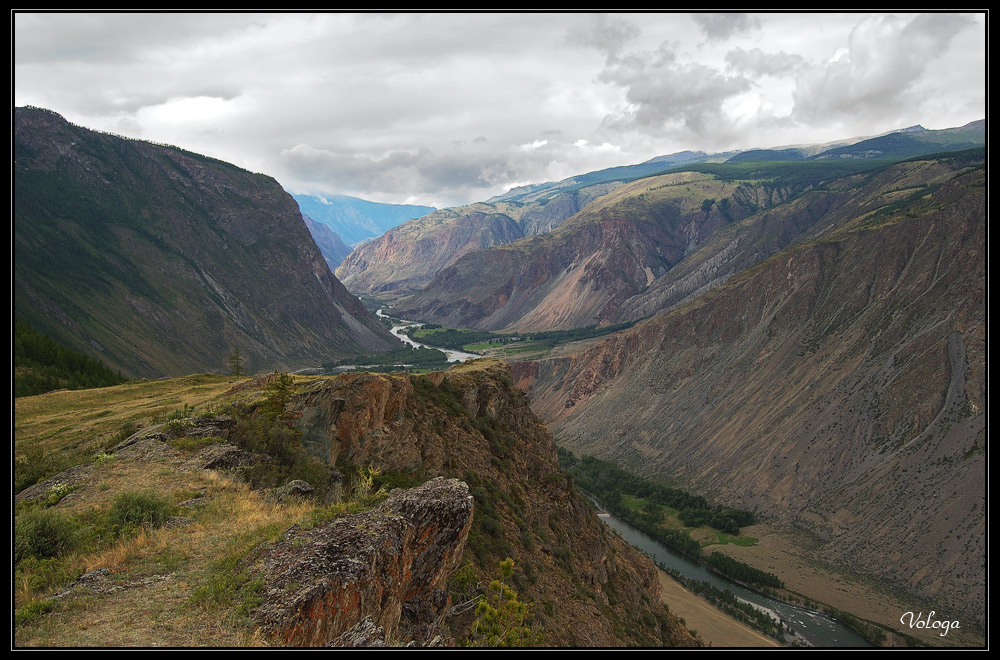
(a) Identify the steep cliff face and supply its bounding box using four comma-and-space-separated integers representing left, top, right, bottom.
303, 214, 352, 271
14, 107, 393, 378
246, 478, 474, 647
609, 159, 960, 323
515, 161, 985, 625
288, 362, 698, 647
398, 171, 791, 331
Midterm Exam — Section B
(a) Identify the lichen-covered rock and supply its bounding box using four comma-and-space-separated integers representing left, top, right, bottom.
286, 362, 698, 647
274, 479, 314, 497
247, 477, 473, 647
266, 479, 318, 503
14, 464, 91, 505
325, 617, 387, 647
178, 442, 259, 473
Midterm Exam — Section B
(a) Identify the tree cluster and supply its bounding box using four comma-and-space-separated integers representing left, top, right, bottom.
14, 319, 127, 397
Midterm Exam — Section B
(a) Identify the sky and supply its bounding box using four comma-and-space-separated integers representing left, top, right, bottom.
14, 11, 987, 209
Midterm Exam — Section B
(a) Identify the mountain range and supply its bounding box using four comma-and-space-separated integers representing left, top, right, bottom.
13, 106, 986, 647
336, 121, 985, 311
292, 193, 435, 247
513, 150, 986, 625
345, 125, 984, 632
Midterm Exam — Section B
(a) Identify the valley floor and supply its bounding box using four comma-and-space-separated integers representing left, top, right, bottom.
710, 523, 984, 648
655, 570, 780, 648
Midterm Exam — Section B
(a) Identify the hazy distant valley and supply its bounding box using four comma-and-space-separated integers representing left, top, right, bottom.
14, 106, 985, 648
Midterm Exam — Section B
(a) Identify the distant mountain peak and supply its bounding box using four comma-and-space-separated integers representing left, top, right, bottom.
292, 193, 435, 247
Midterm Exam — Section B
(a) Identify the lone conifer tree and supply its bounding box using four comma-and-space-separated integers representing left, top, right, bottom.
228, 348, 245, 378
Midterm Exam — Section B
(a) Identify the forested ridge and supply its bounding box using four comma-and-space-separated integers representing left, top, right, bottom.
14, 319, 128, 397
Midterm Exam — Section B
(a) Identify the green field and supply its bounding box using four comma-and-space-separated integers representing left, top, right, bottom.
614, 492, 757, 548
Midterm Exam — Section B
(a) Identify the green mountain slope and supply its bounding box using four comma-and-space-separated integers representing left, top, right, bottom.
14, 318, 128, 397
811, 120, 984, 161
14, 107, 394, 379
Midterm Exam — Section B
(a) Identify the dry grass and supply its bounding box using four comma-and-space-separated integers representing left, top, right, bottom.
15, 465, 332, 647
13, 375, 342, 648
14, 373, 234, 460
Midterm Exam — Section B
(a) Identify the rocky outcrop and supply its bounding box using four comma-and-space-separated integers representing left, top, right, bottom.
178, 443, 258, 473
14, 464, 92, 506
14, 106, 394, 378
516, 159, 986, 625
284, 362, 699, 646
246, 478, 474, 647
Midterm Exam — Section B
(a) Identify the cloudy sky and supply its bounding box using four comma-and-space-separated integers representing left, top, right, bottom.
14, 12, 986, 209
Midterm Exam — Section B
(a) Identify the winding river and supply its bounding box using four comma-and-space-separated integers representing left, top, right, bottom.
378, 309, 867, 646
597, 510, 871, 647
375, 308, 479, 363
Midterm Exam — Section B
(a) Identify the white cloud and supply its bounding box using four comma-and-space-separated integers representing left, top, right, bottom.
519, 140, 549, 151
791, 13, 976, 129
690, 13, 761, 42
13, 12, 986, 207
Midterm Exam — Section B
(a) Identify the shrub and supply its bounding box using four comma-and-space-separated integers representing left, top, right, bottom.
14, 508, 77, 565
466, 559, 543, 647
109, 491, 172, 536
14, 599, 56, 627
42, 483, 80, 507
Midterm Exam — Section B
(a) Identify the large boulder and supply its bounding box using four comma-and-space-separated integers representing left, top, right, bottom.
246, 477, 474, 646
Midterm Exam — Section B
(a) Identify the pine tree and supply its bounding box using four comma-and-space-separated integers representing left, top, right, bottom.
228, 348, 244, 378
467, 558, 543, 647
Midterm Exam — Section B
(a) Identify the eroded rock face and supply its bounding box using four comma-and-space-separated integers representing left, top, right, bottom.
517, 162, 986, 625
284, 363, 698, 647
246, 477, 473, 647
